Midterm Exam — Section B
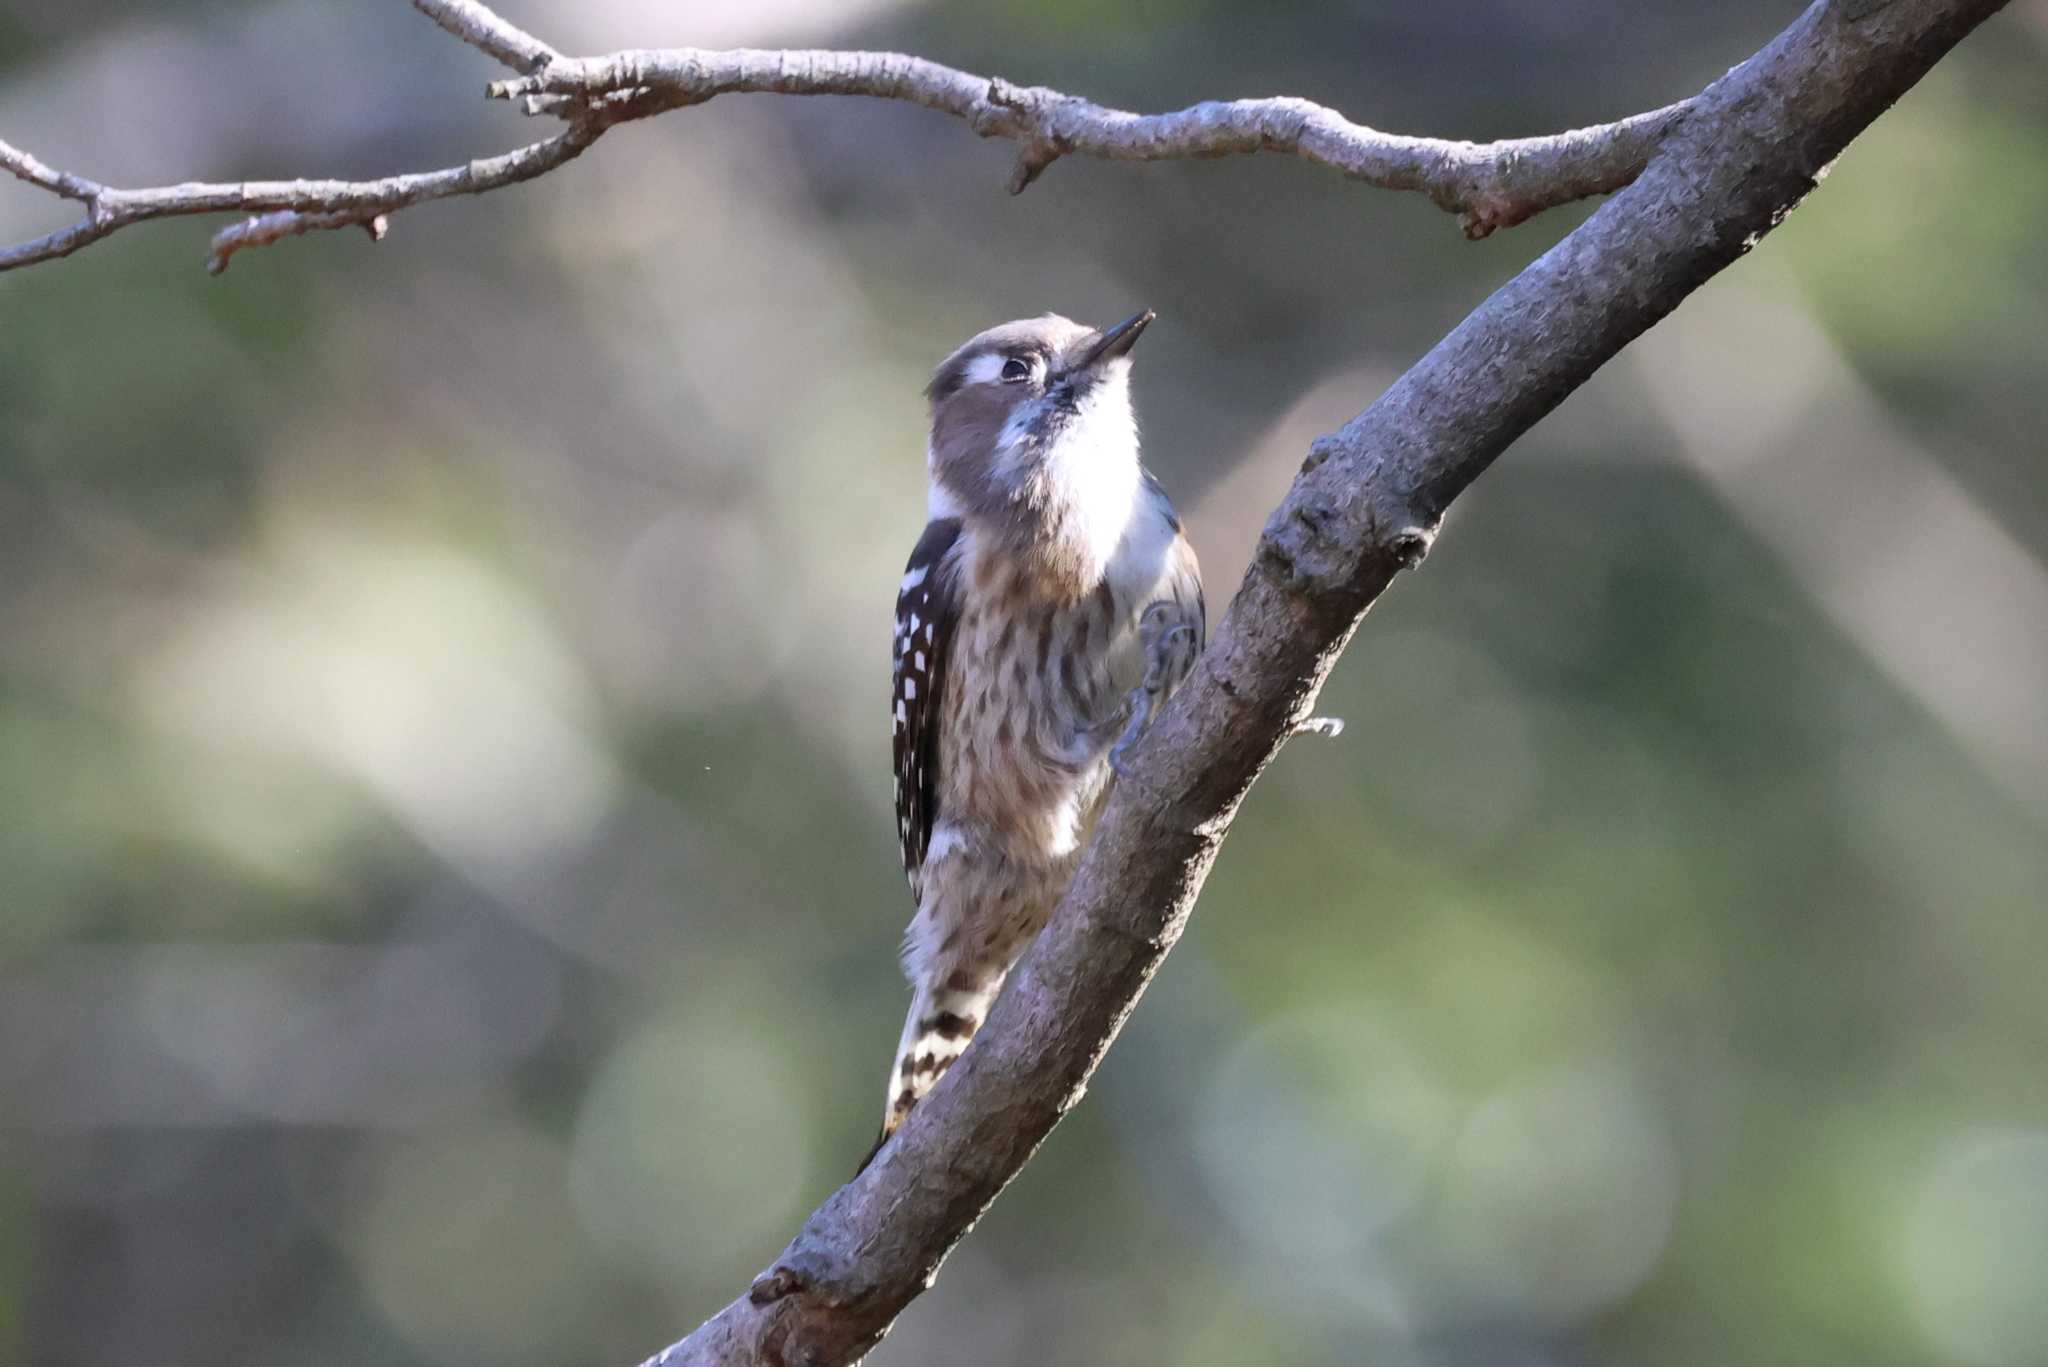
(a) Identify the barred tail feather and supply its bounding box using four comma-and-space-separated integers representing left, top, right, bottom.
859, 978, 997, 1171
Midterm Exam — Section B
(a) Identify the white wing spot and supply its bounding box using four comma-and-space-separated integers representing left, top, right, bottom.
924, 824, 967, 863
903, 678, 917, 700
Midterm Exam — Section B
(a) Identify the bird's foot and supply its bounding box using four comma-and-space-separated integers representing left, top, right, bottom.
1108, 685, 1153, 776
1110, 604, 1198, 775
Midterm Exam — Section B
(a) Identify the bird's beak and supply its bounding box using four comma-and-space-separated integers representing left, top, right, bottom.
1074, 309, 1155, 371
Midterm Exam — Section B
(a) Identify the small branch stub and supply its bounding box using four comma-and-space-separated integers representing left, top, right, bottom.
747, 1268, 803, 1306
206, 209, 391, 275
1007, 143, 1062, 194
1391, 526, 1436, 569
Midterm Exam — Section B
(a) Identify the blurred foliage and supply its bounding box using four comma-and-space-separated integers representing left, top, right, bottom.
3, 2, 2046, 1365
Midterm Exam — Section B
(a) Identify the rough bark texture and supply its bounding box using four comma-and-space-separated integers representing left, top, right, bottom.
647, 1, 2011, 1363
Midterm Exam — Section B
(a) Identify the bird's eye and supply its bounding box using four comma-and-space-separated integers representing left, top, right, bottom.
1000, 356, 1034, 382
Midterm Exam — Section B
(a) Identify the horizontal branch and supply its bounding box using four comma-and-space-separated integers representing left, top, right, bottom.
0, 126, 599, 273
489, 48, 1692, 231
0, 0, 574, 274
640, 0, 2012, 1362
0, 0, 1696, 276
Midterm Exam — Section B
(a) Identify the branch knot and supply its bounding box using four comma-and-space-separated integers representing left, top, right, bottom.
1391, 525, 1436, 570
749, 1266, 806, 1305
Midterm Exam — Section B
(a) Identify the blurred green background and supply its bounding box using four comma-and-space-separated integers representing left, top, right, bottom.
4, 2, 2047, 1364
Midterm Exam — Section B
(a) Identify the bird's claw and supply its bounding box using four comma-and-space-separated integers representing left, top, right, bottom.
1142, 623, 1197, 689
1111, 606, 1199, 774
1109, 685, 1151, 775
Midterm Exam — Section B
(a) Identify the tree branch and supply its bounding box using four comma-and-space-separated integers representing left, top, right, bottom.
0, 126, 602, 274
0, 1, 1697, 276
634, 0, 2011, 1362
0, 0, 576, 273
485, 48, 1692, 229
407, 0, 558, 73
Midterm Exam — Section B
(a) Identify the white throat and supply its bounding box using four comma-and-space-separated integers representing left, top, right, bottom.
925, 364, 1149, 591
1037, 374, 1142, 584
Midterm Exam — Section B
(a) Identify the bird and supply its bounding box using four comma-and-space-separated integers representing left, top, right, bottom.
873, 309, 1204, 1164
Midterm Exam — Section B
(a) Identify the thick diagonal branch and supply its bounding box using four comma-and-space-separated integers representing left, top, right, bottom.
639, 0, 2012, 1363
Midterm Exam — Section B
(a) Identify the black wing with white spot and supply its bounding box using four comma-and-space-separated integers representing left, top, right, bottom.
893, 517, 963, 902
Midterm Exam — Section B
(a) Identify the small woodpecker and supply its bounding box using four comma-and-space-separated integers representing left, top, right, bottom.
875, 310, 1204, 1162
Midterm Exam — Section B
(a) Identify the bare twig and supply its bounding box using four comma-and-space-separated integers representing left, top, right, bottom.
0, 138, 101, 202
488, 49, 1692, 234
407, 0, 558, 73
206, 210, 390, 276
630, 1, 2013, 1362
1, 125, 600, 273
0, 0, 1699, 277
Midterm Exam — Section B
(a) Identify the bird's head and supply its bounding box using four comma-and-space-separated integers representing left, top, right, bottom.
923, 310, 1153, 520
